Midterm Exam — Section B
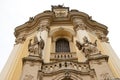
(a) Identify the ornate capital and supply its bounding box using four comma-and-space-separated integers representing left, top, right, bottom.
73, 18, 87, 31
15, 35, 26, 44
37, 19, 50, 32
95, 31, 109, 43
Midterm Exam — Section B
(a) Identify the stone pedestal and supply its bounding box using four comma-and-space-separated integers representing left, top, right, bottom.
88, 53, 114, 80
20, 56, 43, 80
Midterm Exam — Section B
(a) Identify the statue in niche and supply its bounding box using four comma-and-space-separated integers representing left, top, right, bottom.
76, 36, 99, 57
28, 35, 45, 58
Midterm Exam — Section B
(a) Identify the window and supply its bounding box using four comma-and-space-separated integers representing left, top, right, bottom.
56, 38, 70, 52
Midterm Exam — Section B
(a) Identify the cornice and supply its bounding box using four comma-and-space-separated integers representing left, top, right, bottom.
69, 10, 108, 35
14, 11, 54, 38
14, 8, 108, 39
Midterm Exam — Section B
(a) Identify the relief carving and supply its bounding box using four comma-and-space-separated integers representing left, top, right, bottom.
96, 31, 109, 43
28, 35, 45, 58
37, 20, 50, 32
100, 73, 111, 80
76, 36, 99, 57
73, 18, 87, 31
15, 36, 26, 44
23, 74, 34, 80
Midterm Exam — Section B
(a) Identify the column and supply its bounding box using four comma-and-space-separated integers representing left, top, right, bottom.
37, 19, 50, 62
73, 18, 91, 43
72, 18, 90, 62
0, 35, 26, 80
97, 33, 120, 78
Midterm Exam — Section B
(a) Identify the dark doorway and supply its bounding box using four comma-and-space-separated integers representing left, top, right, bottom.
61, 77, 73, 80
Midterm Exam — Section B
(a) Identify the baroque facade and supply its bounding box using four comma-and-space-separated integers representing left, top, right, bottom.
0, 5, 120, 80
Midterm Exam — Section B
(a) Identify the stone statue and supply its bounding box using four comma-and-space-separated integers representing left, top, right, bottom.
76, 36, 99, 57
33, 36, 39, 56
28, 36, 45, 58
28, 39, 34, 54
38, 36, 45, 58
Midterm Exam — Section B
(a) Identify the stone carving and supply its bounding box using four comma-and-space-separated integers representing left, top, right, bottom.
37, 20, 50, 31
95, 31, 109, 42
76, 36, 99, 57
100, 73, 111, 80
28, 35, 45, 58
64, 71, 71, 78
23, 74, 33, 80
73, 19, 87, 31
98, 33, 109, 43
15, 36, 26, 44
51, 4, 64, 8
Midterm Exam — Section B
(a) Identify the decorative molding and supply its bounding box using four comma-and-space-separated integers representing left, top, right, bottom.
37, 19, 50, 32
96, 31, 109, 43
15, 35, 26, 44
76, 36, 99, 57
73, 18, 87, 31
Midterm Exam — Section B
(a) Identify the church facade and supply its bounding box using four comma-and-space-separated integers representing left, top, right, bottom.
0, 5, 120, 80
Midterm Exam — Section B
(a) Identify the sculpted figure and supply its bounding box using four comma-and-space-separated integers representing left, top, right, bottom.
28, 39, 34, 54
28, 36, 45, 58
38, 36, 45, 58
33, 36, 39, 55
76, 36, 99, 57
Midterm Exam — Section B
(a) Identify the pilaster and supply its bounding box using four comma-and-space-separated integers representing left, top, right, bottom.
20, 56, 43, 80
88, 53, 114, 80
72, 18, 91, 43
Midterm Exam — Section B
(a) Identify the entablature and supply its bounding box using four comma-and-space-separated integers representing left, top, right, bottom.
42, 60, 91, 74
14, 6, 108, 43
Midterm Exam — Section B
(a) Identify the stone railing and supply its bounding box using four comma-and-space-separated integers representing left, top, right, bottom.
42, 61, 90, 73
50, 52, 77, 61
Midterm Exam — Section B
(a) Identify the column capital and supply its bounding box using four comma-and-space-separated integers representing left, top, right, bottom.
15, 34, 26, 44
37, 19, 50, 32
95, 31, 109, 43
72, 18, 87, 31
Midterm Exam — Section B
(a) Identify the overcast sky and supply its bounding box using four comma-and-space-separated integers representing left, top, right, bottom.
0, 0, 120, 73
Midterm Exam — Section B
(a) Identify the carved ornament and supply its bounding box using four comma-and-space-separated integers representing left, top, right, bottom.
37, 20, 50, 32
15, 35, 26, 44
28, 35, 45, 58
100, 73, 111, 80
98, 33, 109, 43
73, 18, 87, 31
76, 36, 99, 57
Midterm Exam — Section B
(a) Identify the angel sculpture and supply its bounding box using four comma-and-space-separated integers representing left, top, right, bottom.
76, 36, 99, 57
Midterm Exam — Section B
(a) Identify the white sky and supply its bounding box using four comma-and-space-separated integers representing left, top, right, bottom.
0, 0, 120, 73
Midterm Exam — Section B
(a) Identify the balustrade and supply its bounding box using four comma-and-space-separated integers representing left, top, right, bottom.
50, 52, 77, 60
42, 61, 90, 73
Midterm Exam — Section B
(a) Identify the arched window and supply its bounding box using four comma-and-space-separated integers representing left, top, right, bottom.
56, 38, 70, 52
